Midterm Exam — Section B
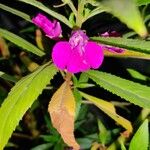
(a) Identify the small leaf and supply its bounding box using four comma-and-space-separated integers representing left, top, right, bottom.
91, 36, 150, 54
86, 70, 150, 109
0, 3, 31, 22
98, 119, 109, 145
18, 0, 72, 28
99, 0, 147, 37
129, 119, 149, 150
0, 63, 58, 150
127, 68, 148, 81
80, 92, 132, 133
0, 28, 45, 56
48, 81, 80, 150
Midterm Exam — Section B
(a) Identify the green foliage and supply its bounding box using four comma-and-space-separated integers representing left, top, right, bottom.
129, 119, 149, 150
31, 143, 53, 150
86, 70, 150, 109
98, 119, 109, 145
0, 71, 18, 83
137, 0, 150, 6
0, 0, 150, 149
18, 0, 73, 28
80, 91, 132, 132
127, 68, 149, 81
99, 0, 147, 36
0, 63, 58, 150
0, 28, 45, 56
91, 36, 150, 54
77, 134, 98, 149
0, 3, 31, 22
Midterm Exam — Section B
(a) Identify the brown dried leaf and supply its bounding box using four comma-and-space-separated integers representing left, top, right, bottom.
48, 81, 80, 150
0, 36, 10, 58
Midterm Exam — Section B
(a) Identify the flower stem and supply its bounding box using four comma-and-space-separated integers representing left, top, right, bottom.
83, 6, 107, 22
76, 0, 86, 28
67, 0, 77, 17
65, 72, 72, 83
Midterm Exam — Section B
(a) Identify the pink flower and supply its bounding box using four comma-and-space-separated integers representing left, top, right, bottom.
101, 31, 121, 37
52, 30, 104, 73
101, 31, 125, 53
32, 13, 62, 39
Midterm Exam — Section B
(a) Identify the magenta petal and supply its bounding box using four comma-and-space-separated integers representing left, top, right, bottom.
43, 20, 62, 38
52, 21, 62, 38
32, 13, 62, 39
103, 45, 125, 53
52, 42, 71, 70
32, 13, 50, 28
85, 42, 104, 69
67, 48, 90, 73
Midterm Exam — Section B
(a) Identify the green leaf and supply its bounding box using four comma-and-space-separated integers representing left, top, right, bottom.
129, 119, 149, 150
0, 28, 45, 56
18, 0, 72, 28
136, 0, 150, 6
86, 70, 150, 109
77, 138, 93, 149
73, 88, 82, 119
31, 143, 53, 150
91, 36, 150, 54
127, 68, 148, 81
80, 92, 132, 132
0, 71, 18, 83
0, 3, 31, 22
0, 63, 58, 150
99, 0, 147, 37
98, 119, 110, 145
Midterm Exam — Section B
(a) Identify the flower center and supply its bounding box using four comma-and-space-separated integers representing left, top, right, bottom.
69, 30, 89, 55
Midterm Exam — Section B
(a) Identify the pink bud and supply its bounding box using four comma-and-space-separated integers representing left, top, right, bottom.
32, 13, 62, 39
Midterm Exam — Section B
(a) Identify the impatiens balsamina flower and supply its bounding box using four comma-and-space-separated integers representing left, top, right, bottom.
52, 30, 104, 73
32, 13, 62, 39
101, 31, 125, 53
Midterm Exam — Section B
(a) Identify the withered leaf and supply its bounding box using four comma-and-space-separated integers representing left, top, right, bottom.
48, 81, 80, 150
80, 92, 133, 133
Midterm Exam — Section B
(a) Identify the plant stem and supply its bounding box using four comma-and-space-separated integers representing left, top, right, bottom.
67, 0, 77, 17
65, 72, 72, 83
83, 6, 107, 22
76, 0, 86, 28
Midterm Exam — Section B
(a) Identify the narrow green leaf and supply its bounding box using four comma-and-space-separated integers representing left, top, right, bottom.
129, 119, 149, 150
91, 36, 150, 54
79, 73, 89, 83
99, 0, 147, 37
0, 3, 31, 22
0, 63, 58, 150
0, 71, 18, 83
98, 119, 109, 145
127, 68, 148, 81
73, 89, 82, 119
86, 70, 150, 109
18, 0, 72, 28
0, 28, 45, 56
136, 0, 150, 6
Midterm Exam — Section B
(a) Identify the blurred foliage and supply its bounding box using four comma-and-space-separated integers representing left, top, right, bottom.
0, 0, 150, 150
